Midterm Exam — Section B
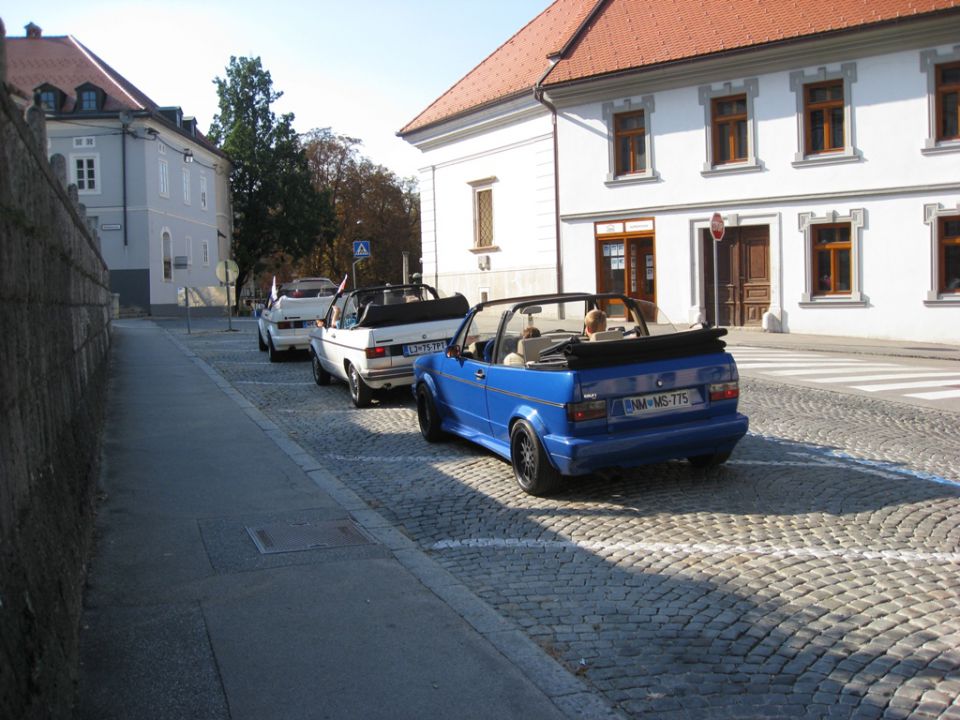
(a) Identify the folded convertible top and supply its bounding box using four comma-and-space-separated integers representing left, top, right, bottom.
559, 327, 729, 369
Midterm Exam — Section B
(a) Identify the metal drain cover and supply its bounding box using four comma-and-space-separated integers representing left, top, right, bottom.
246, 519, 373, 555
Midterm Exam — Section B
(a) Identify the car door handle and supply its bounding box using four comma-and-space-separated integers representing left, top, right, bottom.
474, 369, 485, 380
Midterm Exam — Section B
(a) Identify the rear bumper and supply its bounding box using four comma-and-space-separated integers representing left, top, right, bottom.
543, 413, 749, 476
362, 365, 414, 389
271, 329, 313, 351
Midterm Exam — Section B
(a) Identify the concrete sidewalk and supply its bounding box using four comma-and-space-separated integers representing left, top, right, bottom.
77, 321, 618, 719
721, 326, 960, 361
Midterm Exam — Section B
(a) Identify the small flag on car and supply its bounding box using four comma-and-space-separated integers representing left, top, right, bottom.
337, 274, 348, 293
270, 276, 278, 302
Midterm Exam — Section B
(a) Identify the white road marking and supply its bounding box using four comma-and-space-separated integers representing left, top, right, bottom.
853, 378, 960, 391
736, 361, 865, 369
234, 381, 316, 386
811, 371, 957, 383
905, 388, 960, 400
765, 365, 900, 376
428, 538, 960, 566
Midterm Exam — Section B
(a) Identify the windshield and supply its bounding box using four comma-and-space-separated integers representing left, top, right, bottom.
450, 295, 682, 365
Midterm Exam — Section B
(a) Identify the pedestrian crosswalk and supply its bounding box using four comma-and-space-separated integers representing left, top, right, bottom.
729, 347, 960, 403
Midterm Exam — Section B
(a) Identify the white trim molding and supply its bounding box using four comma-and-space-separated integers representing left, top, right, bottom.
920, 45, 960, 155
790, 63, 861, 167
799, 208, 866, 306
923, 201, 960, 304
602, 94, 660, 184
698, 78, 762, 175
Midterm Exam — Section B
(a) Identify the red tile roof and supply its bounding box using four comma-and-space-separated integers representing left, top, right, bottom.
399, 0, 597, 135
400, 0, 960, 135
7, 34, 158, 113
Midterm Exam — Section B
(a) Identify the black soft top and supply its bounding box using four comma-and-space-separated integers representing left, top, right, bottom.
356, 294, 469, 328
540, 328, 729, 369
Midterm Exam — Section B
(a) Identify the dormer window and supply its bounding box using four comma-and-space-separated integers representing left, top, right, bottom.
74, 83, 105, 113
35, 83, 64, 112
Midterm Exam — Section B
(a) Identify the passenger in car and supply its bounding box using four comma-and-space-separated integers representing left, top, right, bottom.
584, 309, 607, 338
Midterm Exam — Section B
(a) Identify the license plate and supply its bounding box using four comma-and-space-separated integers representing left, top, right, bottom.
623, 388, 700, 415
403, 340, 446, 357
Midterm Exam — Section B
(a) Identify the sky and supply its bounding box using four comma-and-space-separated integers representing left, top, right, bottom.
4, 0, 554, 178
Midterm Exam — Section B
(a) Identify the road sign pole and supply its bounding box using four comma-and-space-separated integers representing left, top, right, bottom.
709, 213, 725, 327
713, 243, 719, 328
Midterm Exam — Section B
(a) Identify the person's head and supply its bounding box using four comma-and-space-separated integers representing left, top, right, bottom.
585, 309, 607, 335
522, 326, 541, 339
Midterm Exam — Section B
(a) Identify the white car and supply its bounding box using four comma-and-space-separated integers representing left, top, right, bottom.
308, 284, 469, 407
258, 294, 335, 362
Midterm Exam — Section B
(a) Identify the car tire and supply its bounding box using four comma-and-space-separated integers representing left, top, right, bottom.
416, 384, 445, 442
687, 451, 731, 468
311, 351, 331, 386
258, 328, 267, 351
267, 335, 282, 363
347, 363, 372, 408
510, 420, 561, 496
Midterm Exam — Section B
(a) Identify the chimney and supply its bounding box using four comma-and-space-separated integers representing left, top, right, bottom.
26, 22, 42, 39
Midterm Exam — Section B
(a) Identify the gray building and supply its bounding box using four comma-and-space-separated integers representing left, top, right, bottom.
7, 22, 232, 315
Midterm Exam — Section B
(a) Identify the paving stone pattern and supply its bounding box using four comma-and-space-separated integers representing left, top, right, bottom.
178, 326, 960, 720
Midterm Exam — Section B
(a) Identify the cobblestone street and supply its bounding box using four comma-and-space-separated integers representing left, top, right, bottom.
170, 321, 960, 719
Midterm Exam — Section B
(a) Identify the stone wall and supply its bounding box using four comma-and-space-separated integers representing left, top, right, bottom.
0, 20, 113, 720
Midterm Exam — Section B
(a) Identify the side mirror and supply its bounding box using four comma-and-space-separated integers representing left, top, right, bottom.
445, 345, 461, 359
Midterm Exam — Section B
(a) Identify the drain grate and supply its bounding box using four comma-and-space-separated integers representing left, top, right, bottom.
246, 519, 373, 555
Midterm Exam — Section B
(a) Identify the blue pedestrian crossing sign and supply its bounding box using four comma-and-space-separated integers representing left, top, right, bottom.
353, 240, 371, 259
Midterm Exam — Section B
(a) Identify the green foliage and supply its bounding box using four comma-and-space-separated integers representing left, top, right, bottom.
299, 128, 420, 289
208, 57, 338, 300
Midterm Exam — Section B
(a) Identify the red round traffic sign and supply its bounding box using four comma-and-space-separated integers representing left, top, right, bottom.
710, 212, 725, 242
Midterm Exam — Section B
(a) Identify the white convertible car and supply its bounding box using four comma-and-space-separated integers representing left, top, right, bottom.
308, 284, 469, 407
258, 293, 335, 362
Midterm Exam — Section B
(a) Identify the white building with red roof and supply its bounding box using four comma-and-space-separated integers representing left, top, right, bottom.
400, 0, 960, 342
6, 23, 232, 315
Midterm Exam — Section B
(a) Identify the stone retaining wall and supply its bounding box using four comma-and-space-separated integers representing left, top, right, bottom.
0, 20, 113, 720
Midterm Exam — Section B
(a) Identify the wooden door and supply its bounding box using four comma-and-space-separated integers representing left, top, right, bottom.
703, 226, 770, 326
596, 235, 655, 319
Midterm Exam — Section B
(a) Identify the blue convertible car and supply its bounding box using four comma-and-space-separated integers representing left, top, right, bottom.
413, 293, 748, 496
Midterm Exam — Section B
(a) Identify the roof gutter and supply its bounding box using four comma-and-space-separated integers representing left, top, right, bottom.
534, 55, 563, 296
531, 0, 608, 298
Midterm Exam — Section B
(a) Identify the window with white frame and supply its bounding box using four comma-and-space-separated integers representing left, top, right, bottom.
923, 202, 960, 303
71, 154, 99, 193
199, 175, 208, 210
73, 136, 95, 148
603, 95, 658, 183
698, 79, 760, 174
182, 168, 191, 205
799, 209, 865, 305
920, 46, 960, 154
159, 159, 169, 197
469, 178, 496, 249
201, 240, 210, 266
790, 63, 860, 166
162, 230, 173, 281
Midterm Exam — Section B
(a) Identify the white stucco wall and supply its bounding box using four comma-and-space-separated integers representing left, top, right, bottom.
407, 35, 960, 342
553, 43, 960, 343
415, 109, 558, 305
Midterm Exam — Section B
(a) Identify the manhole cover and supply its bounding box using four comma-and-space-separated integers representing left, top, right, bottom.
246, 519, 374, 555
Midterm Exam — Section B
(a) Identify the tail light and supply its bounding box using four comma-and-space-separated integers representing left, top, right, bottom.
566, 399, 606, 422
365, 346, 387, 359
709, 382, 739, 401
278, 321, 292, 329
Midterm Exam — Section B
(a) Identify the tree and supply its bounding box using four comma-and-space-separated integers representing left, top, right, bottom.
299, 128, 420, 289
208, 57, 338, 304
